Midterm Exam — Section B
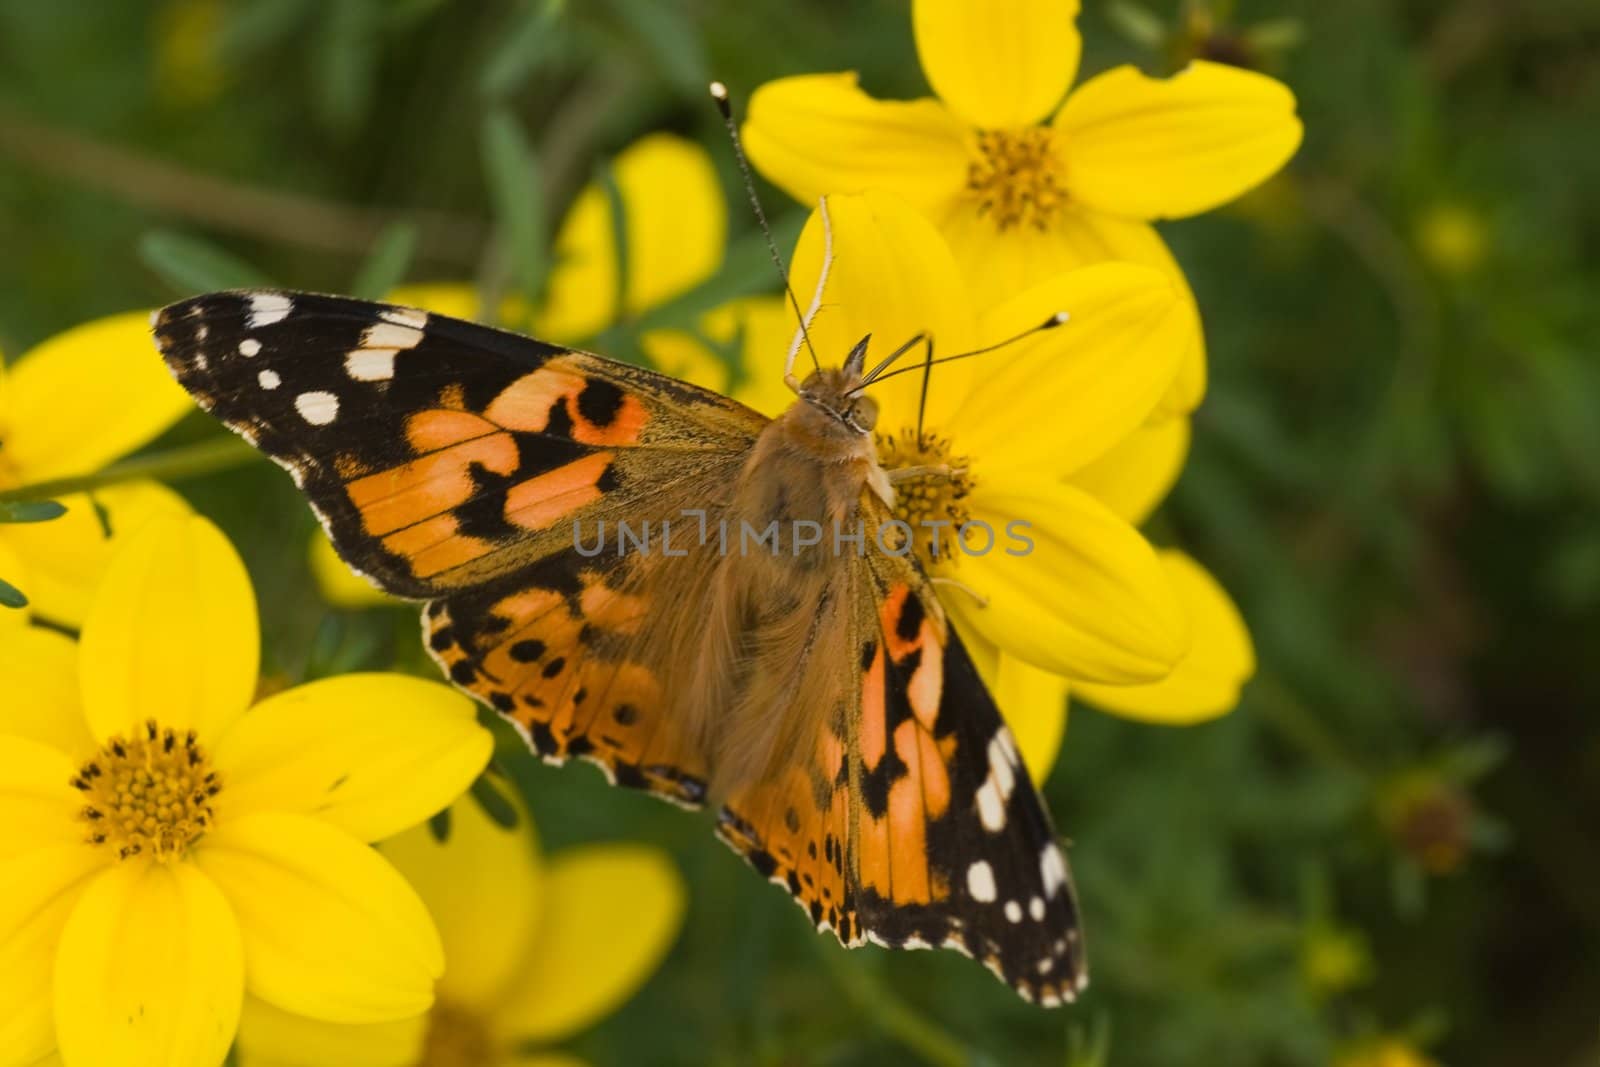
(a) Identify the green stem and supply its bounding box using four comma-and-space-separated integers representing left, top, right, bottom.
817, 945, 974, 1067
0, 437, 262, 502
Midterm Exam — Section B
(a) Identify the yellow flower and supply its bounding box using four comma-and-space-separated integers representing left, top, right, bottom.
1335, 1037, 1440, 1067
235, 795, 686, 1067
0, 514, 493, 1067
316, 132, 727, 610
1300, 923, 1373, 998
741, 0, 1303, 412
0, 311, 195, 625
1415, 203, 1488, 276
672, 194, 1255, 779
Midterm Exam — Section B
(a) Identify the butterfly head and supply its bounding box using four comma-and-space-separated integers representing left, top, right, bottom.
794, 337, 879, 437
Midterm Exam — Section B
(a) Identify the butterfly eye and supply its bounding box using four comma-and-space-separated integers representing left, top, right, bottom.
849, 396, 879, 431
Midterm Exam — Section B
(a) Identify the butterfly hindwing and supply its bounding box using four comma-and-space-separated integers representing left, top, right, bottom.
154, 290, 765, 598
717, 560, 1086, 1004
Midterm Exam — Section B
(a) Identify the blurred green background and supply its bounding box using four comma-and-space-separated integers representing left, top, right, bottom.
2, 1, 1598, 1064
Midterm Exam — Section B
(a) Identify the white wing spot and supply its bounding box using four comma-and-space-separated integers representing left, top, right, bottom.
976, 780, 1006, 832
1041, 844, 1068, 897
380, 307, 429, 329
258, 370, 281, 390
987, 735, 1016, 797
194, 353, 208, 371
1038, 957, 1055, 974
1004, 900, 1023, 923
238, 339, 262, 357
362, 322, 424, 350
246, 293, 292, 328
295, 391, 339, 425
966, 860, 997, 903
345, 349, 397, 382
1029, 895, 1046, 920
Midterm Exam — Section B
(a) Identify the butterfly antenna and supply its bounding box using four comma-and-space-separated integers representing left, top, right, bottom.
856, 312, 1071, 392
709, 81, 822, 384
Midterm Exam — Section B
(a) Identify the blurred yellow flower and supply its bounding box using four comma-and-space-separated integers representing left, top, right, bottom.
0, 514, 493, 1067
742, 0, 1303, 413
0, 311, 194, 625
1415, 203, 1488, 276
1335, 1037, 1440, 1067
315, 132, 727, 610
673, 196, 1255, 779
1301, 923, 1373, 998
236, 794, 686, 1067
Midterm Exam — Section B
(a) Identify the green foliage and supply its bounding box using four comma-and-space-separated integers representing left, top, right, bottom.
0, 1, 1595, 1065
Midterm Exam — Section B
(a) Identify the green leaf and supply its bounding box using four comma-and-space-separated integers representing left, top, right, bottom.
480, 109, 548, 302
478, 0, 566, 101
0, 576, 26, 610
1105, 1, 1168, 49
313, 0, 380, 131
0, 499, 67, 524
220, 0, 316, 59
601, 0, 706, 95
139, 230, 274, 294
470, 773, 519, 829
350, 222, 420, 300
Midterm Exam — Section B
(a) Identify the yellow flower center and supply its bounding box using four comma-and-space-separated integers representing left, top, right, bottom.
72, 721, 221, 861
876, 428, 973, 568
966, 128, 1068, 232
420, 1001, 494, 1067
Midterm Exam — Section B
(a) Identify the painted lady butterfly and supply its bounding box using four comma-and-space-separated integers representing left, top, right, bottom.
153, 281, 1086, 1004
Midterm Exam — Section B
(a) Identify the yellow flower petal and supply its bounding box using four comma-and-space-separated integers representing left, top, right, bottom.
383, 283, 483, 322
489, 845, 684, 1045
3, 311, 193, 484
194, 811, 443, 1024
537, 134, 725, 342
0, 737, 81, 860
308, 528, 400, 609
0, 627, 93, 758
963, 632, 1069, 784
235, 996, 425, 1067
214, 673, 490, 843
788, 191, 978, 432
938, 204, 1206, 413
743, 72, 968, 215
1074, 551, 1255, 723
957, 263, 1185, 476
78, 514, 258, 744
1055, 61, 1302, 221
1068, 415, 1191, 526
54, 860, 243, 1067
0, 481, 191, 628
0, 844, 106, 1065
949, 475, 1189, 683
912, 0, 1081, 128
380, 794, 542, 1011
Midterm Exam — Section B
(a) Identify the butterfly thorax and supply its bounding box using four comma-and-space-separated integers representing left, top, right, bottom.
673, 368, 894, 798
